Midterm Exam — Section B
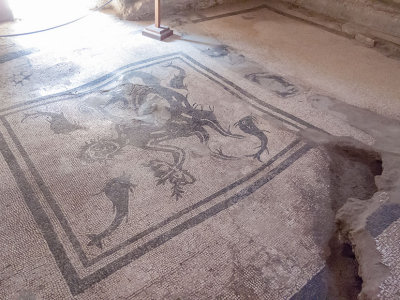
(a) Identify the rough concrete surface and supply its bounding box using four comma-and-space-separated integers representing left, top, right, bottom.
0, 1, 400, 299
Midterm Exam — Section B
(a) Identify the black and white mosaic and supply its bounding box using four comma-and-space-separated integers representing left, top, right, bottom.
0, 52, 319, 295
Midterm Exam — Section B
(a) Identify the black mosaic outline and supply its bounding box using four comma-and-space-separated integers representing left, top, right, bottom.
289, 266, 328, 299
0, 54, 309, 267
191, 5, 266, 23
0, 52, 318, 295
0, 127, 311, 295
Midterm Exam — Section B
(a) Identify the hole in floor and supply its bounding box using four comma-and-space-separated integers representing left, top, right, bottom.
324, 143, 383, 299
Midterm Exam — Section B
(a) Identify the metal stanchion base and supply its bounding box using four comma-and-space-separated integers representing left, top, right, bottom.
142, 25, 173, 41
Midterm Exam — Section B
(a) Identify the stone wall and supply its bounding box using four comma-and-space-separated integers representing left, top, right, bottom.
111, 0, 242, 20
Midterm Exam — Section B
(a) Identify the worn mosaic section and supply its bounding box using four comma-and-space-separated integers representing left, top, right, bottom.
367, 204, 400, 238
0, 53, 322, 295
377, 219, 400, 299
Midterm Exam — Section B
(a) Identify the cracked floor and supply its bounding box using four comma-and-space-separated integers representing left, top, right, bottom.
0, 1, 400, 299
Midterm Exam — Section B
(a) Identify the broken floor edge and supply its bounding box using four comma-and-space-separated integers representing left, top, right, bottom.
297, 127, 400, 299
336, 197, 393, 300
302, 130, 398, 299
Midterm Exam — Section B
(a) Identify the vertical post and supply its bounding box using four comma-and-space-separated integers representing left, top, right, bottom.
155, 0, 160, 28
142, 0, 173, 40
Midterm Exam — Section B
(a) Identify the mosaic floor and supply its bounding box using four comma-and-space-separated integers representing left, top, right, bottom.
1, 1, 400, 299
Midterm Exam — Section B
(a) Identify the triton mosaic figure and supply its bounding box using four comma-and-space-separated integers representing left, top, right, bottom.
78, 65, 270, 201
